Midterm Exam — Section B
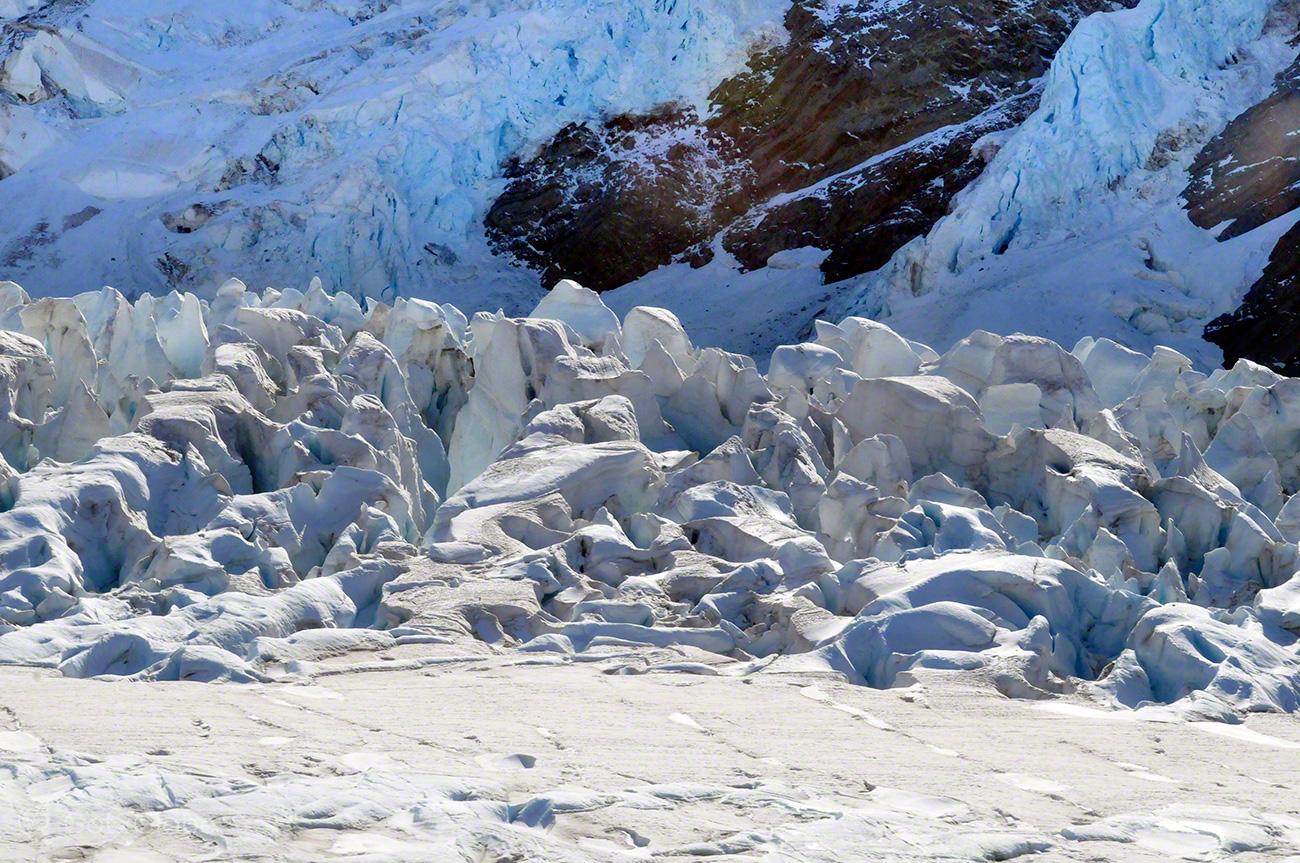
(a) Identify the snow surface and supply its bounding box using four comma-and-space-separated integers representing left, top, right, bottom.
3, 660, 1299, 861
0, 278, 1295, 730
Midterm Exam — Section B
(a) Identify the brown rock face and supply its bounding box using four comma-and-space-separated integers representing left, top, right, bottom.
484, 107, 748, 292
1204, 222, 1300, 373
1192, 54, 1300, 373
485, 0, 1132, 292
722, 92, 1040, 281
1185, 57, 1300, 241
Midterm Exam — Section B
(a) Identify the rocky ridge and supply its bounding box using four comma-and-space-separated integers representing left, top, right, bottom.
1194, 53, 1300, 372
486, 0, 1131, 291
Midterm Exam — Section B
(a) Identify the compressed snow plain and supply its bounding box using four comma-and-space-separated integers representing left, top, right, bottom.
0, 277, 1298, 859
3, 663, 1300, 863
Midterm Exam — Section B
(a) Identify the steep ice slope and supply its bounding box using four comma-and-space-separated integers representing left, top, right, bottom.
0, 278, 1298, 724
485, 0, 1123, 290
564, 0, 1300, 365
839, 0, 1300, 365
894, 0, 1277, 271
0, 0, 787, 307
4, 0, 1299, 369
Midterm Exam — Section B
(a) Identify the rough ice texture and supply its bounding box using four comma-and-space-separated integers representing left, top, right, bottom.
0, 0, 787, 308
833, 0, 1300, 367
0, 277, 1296, 724
903, 0, 1275, 272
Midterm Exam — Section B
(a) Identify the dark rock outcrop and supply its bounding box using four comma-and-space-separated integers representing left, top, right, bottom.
1205, 222, 1300, 373
484, 106, 747, 292
1192, 53, 1300, 373
1185, 56, 1300, 241
722, 93, 1039, 281
486, 0, 1133, 292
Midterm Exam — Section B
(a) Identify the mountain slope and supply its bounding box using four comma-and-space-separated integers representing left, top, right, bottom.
1197, 54, 1300, 371
838, 0, 1299, 367
485, 0, 1127, 291
1, 0, 1300, 368
0, 0, 786, 309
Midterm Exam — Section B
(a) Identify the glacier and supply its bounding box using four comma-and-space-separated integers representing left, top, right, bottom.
839, 0, 1300, 364
4, 3, 1300, 859
0, 277, 1295, 727
0, 0, 788, 307
907, 0, 1277, 272
3, 0, 1299, 373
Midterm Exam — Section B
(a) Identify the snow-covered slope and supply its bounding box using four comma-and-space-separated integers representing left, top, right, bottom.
921, 0, 1277, 268
487, 0, 1300, 368
0, 278, 1298, 724
4, 0, 1300, 368
0, 0, 786, 308
838, 0, 1300, 367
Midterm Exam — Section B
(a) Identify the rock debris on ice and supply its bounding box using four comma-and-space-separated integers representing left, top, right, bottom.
0, 277, 1296, 722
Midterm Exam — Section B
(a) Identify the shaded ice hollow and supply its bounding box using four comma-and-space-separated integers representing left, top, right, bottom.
0, 276, 1293, 728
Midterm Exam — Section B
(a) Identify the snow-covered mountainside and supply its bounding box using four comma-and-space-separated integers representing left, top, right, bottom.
0, 0, 786, 311
0, 278, 1298, 726
843, 0, 1300, 366
8, 5, 1300, 860
3, 0, 1300, 368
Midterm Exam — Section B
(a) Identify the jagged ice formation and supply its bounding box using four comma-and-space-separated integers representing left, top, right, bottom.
0, 0, 787, 307
835, 0, 1300, 364
0, 278, 1295, 722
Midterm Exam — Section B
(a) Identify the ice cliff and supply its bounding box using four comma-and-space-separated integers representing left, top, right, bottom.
0, 0, 787, 307
0, 278, 1296, 722
843, 0, 1300, 364
901, 0, 1277, 273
